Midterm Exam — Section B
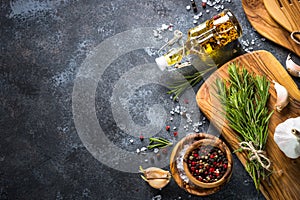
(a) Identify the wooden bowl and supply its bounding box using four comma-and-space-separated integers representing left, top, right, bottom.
183, 137, 233, 189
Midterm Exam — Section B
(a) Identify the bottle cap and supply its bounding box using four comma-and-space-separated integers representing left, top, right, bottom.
155, 56, 168, 71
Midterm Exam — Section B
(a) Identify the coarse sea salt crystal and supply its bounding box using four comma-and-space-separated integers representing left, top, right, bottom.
152, 195, 162, 200
141, 147, 147, 152
161, 24, 169, 30
153, 30, 159, 38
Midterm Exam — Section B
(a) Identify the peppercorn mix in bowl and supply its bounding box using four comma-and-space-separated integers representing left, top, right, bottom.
183, 137, 233, 189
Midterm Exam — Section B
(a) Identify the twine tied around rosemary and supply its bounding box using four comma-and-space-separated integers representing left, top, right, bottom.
239, 141, 271, 171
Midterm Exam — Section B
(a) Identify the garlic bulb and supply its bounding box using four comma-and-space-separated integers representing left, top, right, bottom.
273, 80, 289, 112
286, 54, 300, 77
139, 166, 171, 189
274, 117, 300, 159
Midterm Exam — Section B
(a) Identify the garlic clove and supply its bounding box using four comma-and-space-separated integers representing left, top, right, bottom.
273, 80, 289, 112
286, 54, 300, 77
139, 166, 171, 189
274, 117, 300, 159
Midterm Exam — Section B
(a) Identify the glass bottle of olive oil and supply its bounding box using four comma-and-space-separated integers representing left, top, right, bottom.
156, 9, 242, 71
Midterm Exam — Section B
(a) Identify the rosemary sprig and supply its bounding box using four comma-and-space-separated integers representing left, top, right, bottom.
215, 63, 273, 190
147, 137, 173, 150
167, 67, 215, 100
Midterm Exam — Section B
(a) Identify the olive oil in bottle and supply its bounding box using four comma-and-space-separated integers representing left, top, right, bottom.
156, 9, 242, 71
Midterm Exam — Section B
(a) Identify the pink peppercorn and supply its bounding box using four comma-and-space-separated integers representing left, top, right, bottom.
139, 135, 144, 141
166, 126, 170, 131
173, 131, 178, 137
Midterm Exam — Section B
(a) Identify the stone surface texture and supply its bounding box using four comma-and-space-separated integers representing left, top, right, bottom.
1, 0, 299, 200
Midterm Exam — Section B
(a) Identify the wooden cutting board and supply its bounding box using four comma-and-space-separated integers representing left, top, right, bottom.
263, 0, 300, 36
196, 50, 300, 200
242, 0, 300, 57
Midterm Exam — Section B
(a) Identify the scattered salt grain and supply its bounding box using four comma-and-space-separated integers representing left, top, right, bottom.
161, 24, 169, 30
152, 195, 162, 200
141, 147, 147, 152
199, 12, 203, 16
193, 15, 200, 20
154, 148, 160, 154
207, 1, 214, 6
186, 5, 191, 11
153, 30, 159, 38
129, 139, 134, 144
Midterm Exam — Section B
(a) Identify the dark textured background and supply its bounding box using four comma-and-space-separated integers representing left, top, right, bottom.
1, 0, 299, 199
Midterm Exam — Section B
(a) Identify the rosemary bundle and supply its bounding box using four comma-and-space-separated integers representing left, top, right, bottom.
215, 63, 273, 189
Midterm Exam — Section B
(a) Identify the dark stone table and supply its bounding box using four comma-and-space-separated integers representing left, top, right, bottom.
1, 1, 299, 199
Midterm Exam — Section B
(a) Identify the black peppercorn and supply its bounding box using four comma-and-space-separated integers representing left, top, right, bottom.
191, 0, 198, 13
